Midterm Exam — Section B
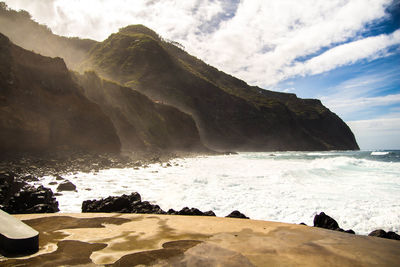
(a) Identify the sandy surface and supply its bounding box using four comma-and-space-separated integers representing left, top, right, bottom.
1, 213, 399, 266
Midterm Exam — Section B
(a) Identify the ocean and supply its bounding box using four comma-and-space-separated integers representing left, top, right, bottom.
34, 150, 400, 235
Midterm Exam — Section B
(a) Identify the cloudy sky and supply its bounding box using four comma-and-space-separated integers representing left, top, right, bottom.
4, 0, 400, 149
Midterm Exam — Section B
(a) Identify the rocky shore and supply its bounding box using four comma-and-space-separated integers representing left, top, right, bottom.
1, 152, 399, 242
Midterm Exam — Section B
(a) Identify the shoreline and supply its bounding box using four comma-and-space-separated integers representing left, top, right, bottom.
1, 151, 399, 240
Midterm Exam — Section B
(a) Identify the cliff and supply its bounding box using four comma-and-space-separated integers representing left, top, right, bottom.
72, 71, 207, 152
82, 25, 359, 151
0, 33, 121, 154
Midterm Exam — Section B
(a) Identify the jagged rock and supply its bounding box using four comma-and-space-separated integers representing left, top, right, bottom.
82, 192, 162, 214
1, 181, 59, 214
369, 229, 400, 240
313, 212, 339, 230
57, 180, 76, 192
225, 210, 249, 219
55, 175, 64, 181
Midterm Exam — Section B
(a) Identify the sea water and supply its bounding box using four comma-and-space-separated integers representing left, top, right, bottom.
35, 150, 400, 235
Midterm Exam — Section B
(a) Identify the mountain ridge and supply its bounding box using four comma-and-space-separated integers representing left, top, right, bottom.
0, 3, 359, 152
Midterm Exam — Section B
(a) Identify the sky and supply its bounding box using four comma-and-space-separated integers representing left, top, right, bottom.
4, 0, 400, 150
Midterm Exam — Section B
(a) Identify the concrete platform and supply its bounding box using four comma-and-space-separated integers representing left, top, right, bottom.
0, 209, 39, 257
1, 213, 399, 266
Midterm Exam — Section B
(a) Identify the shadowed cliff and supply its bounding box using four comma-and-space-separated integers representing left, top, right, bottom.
72, 71, 207, 152
0, 33, 120, 153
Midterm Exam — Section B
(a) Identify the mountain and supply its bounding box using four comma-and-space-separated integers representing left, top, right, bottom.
0, 33, 120, 153
0, 3, 96, 69
0, 3, 359, 151
81, 25, 359, 151
72, 71, 207, 152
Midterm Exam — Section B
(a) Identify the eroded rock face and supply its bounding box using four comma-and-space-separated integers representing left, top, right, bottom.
0, 172, 59, 214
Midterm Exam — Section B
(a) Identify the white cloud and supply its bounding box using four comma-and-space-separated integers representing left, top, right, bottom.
287, 30, 400, 77
347, 116, 400, 149
323, 93, 400, 117
3, 0, 396, 87
318, 69, 400, 118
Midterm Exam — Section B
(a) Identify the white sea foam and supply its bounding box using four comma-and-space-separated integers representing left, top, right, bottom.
33, 151, 400, 235
371, 151, 390, 156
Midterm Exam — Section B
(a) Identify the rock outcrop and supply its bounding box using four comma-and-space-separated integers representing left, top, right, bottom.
0, 33, 121, 154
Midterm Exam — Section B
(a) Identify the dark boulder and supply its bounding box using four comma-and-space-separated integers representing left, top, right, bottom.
313, 212, 339, 230
369, 229, 400, 240
225, 210, 249, 219
313, 212, 354, 234
57, 180, 76, 192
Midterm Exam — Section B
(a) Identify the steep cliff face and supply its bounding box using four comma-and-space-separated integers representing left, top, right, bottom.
0, 33, 121, 153
72, 71, 207, 152
82, 25, 359, 151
